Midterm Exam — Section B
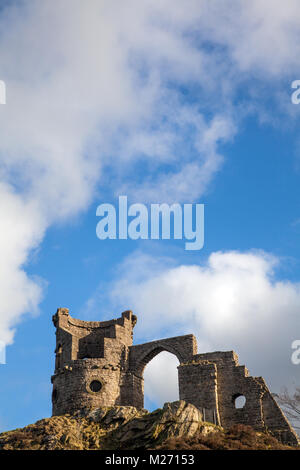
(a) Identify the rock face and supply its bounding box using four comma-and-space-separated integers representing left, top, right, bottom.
85, 401, 218, 449
0, 401, 219, 450
0, 400, 297, 451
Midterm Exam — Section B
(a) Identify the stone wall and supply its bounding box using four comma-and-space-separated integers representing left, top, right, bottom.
178, 361, 219, 424
51, 308, 137, 415
51, 308, 299, 445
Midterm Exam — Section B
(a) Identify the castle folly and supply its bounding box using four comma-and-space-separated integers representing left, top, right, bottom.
51, 308, 299, 445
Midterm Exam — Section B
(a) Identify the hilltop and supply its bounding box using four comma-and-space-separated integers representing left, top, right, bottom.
0, 401, 297, 451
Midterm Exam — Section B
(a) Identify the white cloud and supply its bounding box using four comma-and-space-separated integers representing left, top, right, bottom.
0, 1, 232, 342
198, 0, 300, 77
0, 182, 45, 344
95, 250, 300, 403
119, 112, 236, 203
0, 0, 299, 344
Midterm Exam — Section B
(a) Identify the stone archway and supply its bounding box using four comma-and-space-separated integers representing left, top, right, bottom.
124, 334, 197, 409
144, 350, 180, 408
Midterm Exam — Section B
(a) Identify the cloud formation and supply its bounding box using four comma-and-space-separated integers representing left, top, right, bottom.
0, 0, 299, 344
96, 250, 300, 404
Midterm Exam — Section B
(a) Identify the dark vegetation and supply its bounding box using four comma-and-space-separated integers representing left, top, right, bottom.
154, 424, 296, 450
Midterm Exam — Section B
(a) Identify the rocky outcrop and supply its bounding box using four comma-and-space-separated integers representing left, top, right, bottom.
86, 400, 218, 449
0, 401, 219, 450
0, 400, 297, 450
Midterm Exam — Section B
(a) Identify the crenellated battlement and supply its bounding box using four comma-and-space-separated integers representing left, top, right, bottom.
52, 308, 137, 372
52, 308, 137, 339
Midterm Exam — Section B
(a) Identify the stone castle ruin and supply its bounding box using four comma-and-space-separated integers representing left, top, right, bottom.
51, 308, 299, 445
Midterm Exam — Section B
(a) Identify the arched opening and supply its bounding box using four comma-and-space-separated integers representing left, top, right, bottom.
52, 388, 58, 403
55, 344, 62, 370
233, 394, 246, 409
143, 351, 179, 411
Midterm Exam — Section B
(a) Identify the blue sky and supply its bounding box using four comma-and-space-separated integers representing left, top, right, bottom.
0, 0, 300, 431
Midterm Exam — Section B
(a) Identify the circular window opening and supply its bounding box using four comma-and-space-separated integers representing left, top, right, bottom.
52, 388, 58, 402
233, 394, 246, 409
89, 380, 102, 393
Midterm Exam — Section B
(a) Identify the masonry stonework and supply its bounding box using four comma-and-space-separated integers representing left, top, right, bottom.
51, 308, 299, 445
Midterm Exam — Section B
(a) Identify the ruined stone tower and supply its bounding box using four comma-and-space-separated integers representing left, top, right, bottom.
51, 308, 299, 445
